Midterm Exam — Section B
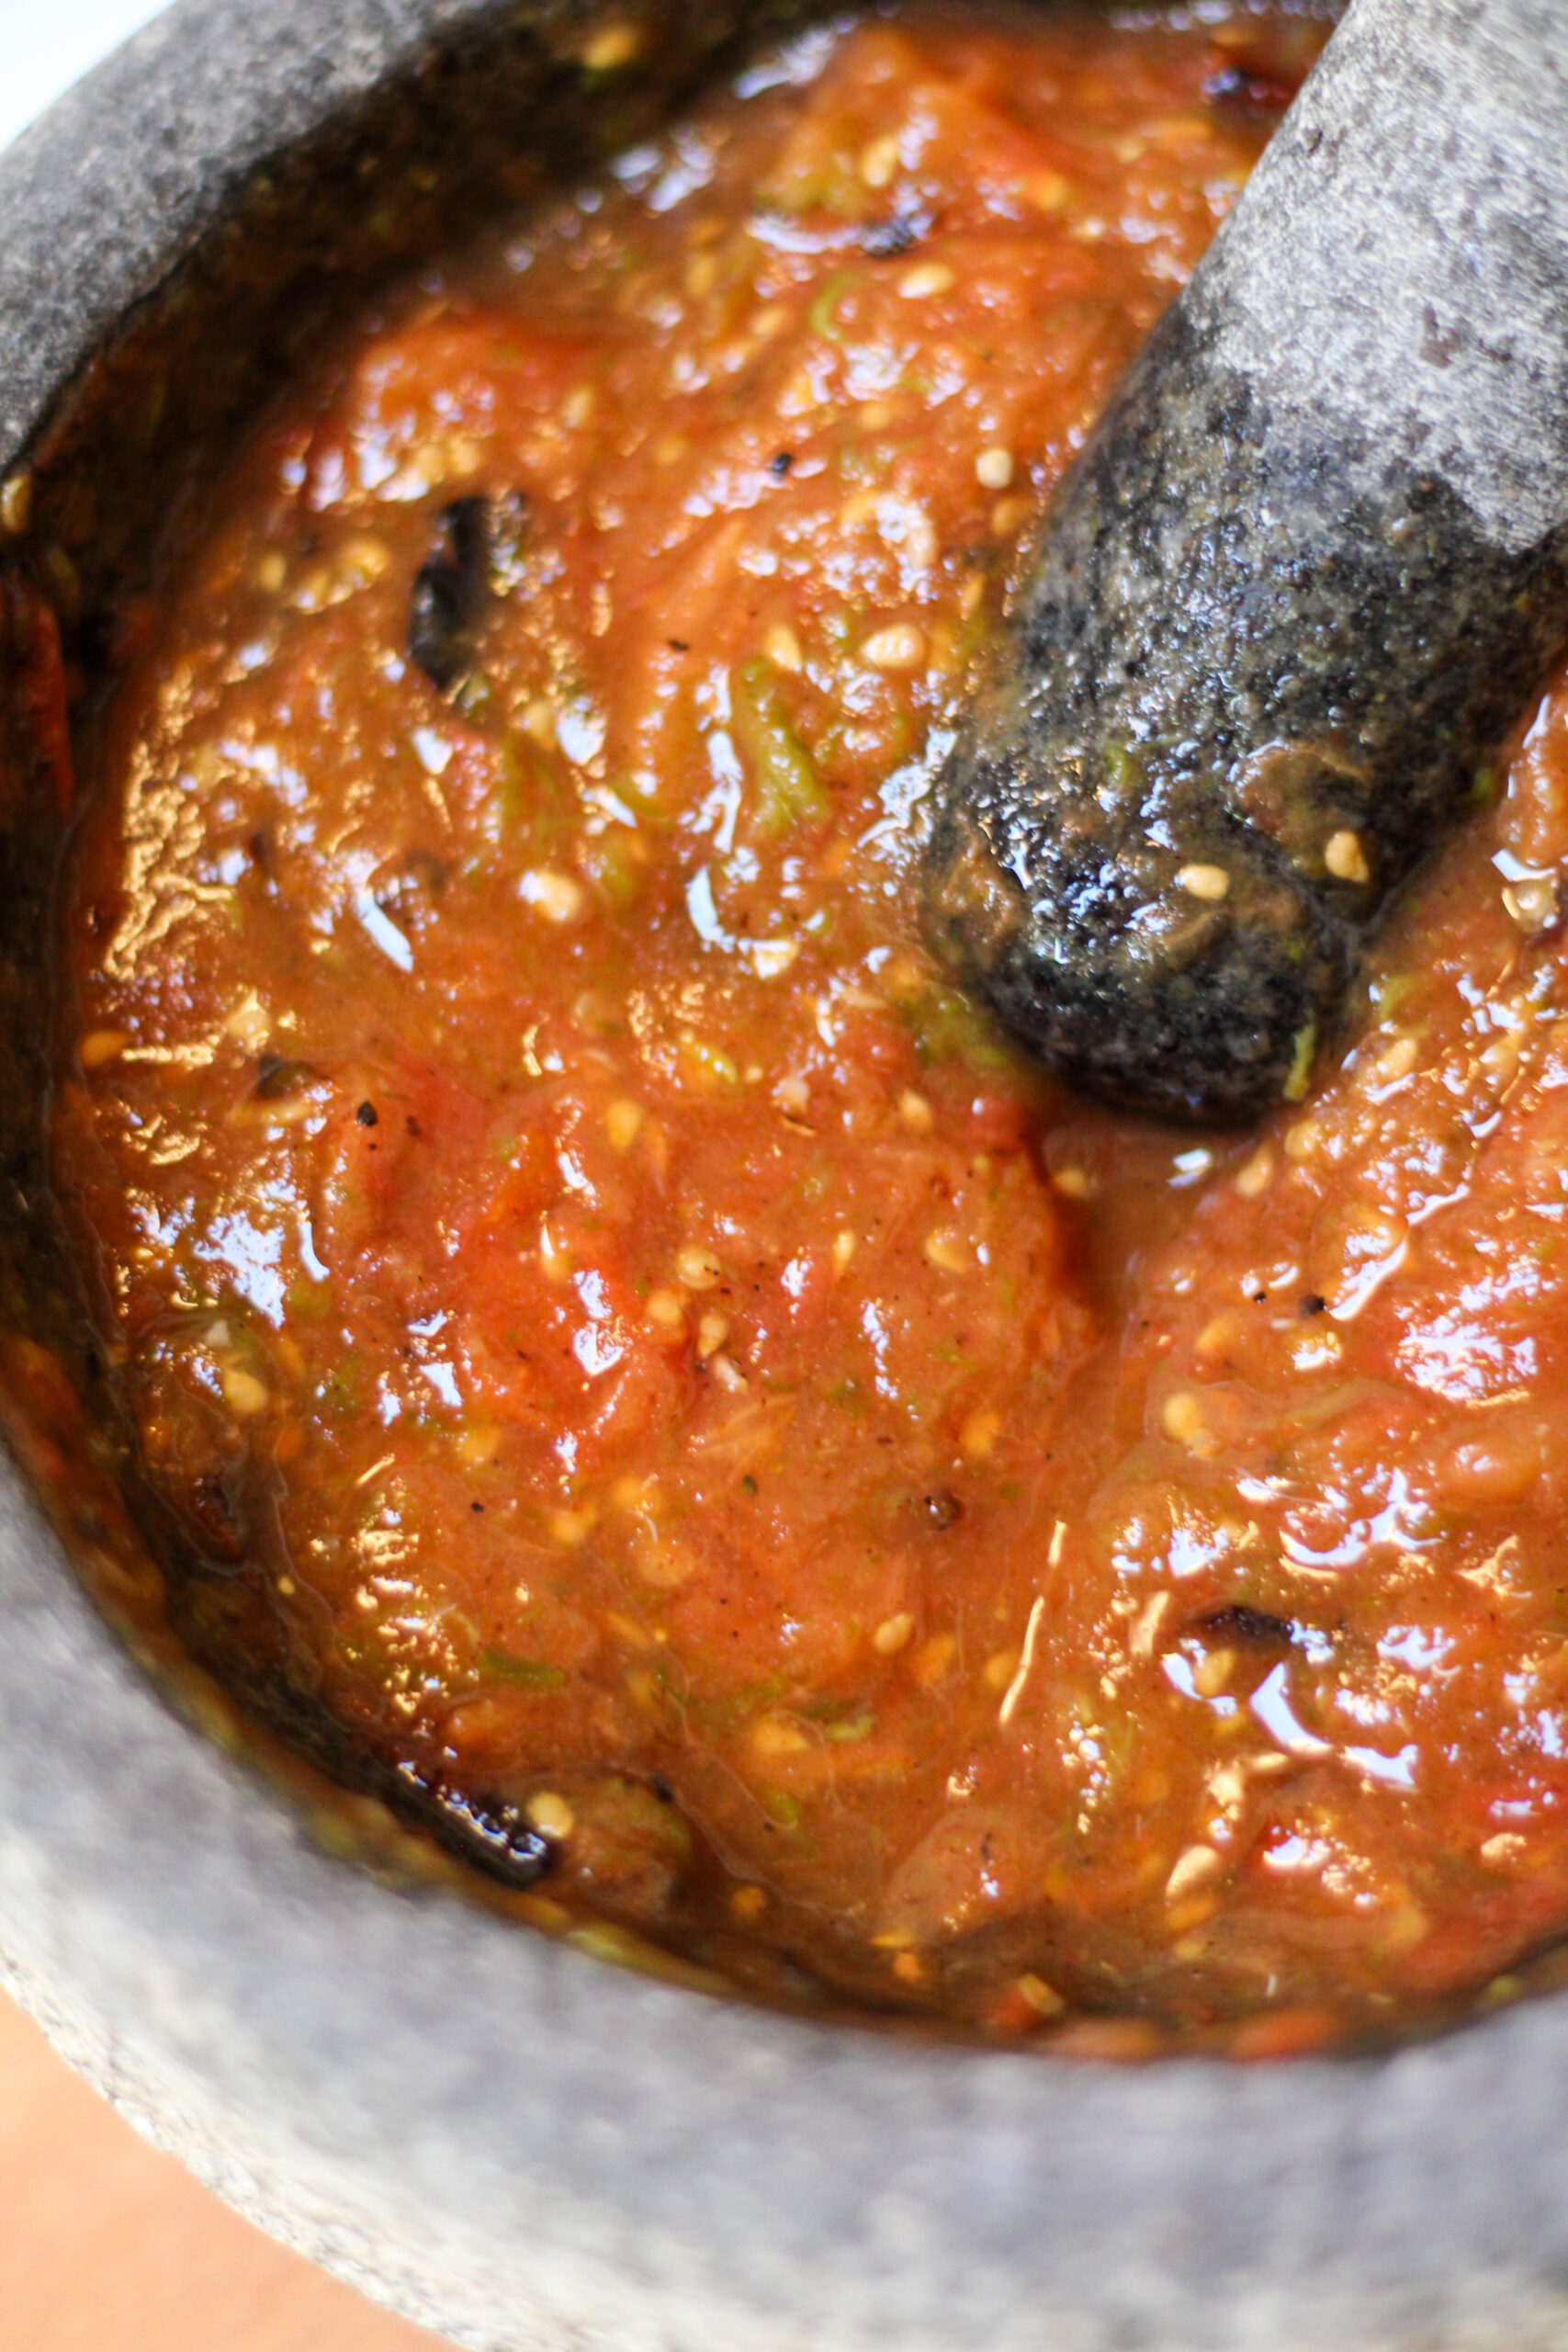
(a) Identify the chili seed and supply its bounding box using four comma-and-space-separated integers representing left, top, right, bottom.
860, 134, 901, 187
676, 1244, 724, 1291
1234, 1144, 1273, 1196
1176, 862, 1230, 900
1166, 1844, 1222, 1903
897, 261, 955, 298
1015, 1972, 1066, 2018
79, 1029, 130, 1070
1161, 1391, 1208, 1449
221, 1367, 270, 1418
696, 1311, 730, 1360
752, 1713, 810, 1757
605, 1098, 644, 1150
526, 1792, 576, 1840
874, 1611, 915, 1655
520, 868, 587, 924
1325, 828, 1371, 884
1504, 875, 1558, 931
1192, 1645, 1236, 1699
549, 1506, 597, 1547
1051, 1165, 1093, 1200
581, 21, 642, 69
1, 472, 34, 536
861, 622, 927, 671
960, 1408, 1000, 1460
762, 621, 803, 672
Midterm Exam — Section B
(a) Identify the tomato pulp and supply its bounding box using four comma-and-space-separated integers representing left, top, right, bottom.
56, 5, 1568, 2051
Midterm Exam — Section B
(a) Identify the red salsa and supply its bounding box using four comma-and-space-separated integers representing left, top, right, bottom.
53, 4, 1568, 2052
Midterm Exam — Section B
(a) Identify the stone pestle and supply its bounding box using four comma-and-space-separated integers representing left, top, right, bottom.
921, 0, 1568, 1124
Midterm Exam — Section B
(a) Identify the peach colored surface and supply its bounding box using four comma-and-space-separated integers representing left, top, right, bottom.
0, 1988, 448, 2352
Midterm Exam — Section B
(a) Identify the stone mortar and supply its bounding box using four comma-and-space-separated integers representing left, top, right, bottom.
4, 3, 1568, 2346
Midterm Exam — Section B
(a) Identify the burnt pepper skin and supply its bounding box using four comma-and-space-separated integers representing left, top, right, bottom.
409, 494, 495, 694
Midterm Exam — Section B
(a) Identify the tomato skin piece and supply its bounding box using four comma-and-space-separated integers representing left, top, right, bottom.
314, 1091, 409, 1267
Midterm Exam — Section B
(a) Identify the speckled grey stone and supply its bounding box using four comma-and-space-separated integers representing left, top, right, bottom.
923, 0, 1568, 1124
8, 5, 1568, 2348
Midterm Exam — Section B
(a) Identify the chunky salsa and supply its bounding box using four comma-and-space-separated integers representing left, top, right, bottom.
51, 3, 1568, 2052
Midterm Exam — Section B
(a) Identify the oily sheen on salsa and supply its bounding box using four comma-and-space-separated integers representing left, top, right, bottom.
52, 4, 1568, 2052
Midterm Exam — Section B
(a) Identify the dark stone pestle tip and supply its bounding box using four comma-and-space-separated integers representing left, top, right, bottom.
921, 0, 1568, 1125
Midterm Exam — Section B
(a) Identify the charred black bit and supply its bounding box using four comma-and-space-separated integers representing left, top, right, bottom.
355, 1101, 378, 1127
409, 492, 526, 694
254, 1054, 316, 1101
922, 1487, 964, 1531
862, 212, 930, 257
1195, 1602, 1295, 1646
1300, 1291, 1327, 1317
409, 496, 486, 691
768, 449, 795, 479
146, 1521, 554, 1898
397, 1765, 554, 1890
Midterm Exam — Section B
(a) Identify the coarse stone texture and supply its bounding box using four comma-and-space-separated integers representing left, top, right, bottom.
0, 0, 513, 469
9, 4, 1568, 2347
923, 0, 1568, 1123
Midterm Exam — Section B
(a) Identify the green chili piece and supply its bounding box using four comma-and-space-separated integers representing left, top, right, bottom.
732, 659, 827, 832
481, 1650, 569, 1692
807, 269, 859, 338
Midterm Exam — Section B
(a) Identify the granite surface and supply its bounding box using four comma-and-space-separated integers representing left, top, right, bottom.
7, 3, 1568, 2346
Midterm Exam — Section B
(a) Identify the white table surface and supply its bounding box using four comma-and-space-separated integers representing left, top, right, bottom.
0, 0, 173, 157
